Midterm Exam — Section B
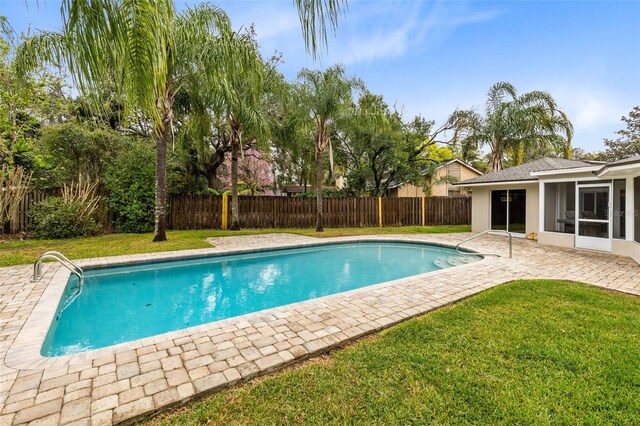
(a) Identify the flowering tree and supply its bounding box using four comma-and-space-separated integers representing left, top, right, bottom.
217, 149, 274, 195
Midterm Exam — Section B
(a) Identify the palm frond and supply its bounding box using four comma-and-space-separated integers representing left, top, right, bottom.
294, 0, 346, 59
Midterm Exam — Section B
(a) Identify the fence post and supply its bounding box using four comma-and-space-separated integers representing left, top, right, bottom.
221, 193, 228, 230
421, 197, 426, 226
378, 197, 383, 227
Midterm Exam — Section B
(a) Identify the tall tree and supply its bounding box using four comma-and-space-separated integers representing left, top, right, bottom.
603, 106, 640, 161
297, 65, 360, 231
15, 0, 347, 241
15, 2, 247, 241
1, 28, 70, 170
216, 35, 267, 230
448, 82, 573, 172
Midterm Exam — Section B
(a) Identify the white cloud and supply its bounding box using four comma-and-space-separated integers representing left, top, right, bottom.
571, 93, 619, 129
323, 0, 501, 65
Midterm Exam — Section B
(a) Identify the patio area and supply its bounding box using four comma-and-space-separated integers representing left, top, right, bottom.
1, 233, 639, 425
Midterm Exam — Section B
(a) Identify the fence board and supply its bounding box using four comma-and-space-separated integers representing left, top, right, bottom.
6, 192, 470, 233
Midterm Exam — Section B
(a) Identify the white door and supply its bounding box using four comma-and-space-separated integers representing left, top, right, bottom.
575, 183, 612, 251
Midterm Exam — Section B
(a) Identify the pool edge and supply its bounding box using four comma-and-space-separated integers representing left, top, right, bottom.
5, 235, 487, 370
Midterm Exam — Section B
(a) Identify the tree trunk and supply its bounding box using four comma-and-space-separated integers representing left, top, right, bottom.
153, 84, 173, 242
490, 149, 503, 172
315, 145, 324, 232
516, 142, 524, 165
230, 128, 241, 231
153, 127, 169, 242
205, 148, 228, 189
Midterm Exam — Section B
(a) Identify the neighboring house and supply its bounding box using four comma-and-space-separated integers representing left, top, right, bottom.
455, 156, 640, 263
387, 159, 483, 197
283, 185, 336, 197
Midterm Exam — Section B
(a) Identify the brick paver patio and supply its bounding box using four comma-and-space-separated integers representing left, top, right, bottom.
1, 233, 639, 425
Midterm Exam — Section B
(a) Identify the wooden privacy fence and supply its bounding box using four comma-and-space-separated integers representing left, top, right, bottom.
168, 195, 471, 230
6, 189, 111, 234
6, 192, 470, 233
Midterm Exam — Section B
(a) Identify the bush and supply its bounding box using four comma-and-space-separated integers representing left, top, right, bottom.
103, 141, 156, 233
30, 197, 99, 239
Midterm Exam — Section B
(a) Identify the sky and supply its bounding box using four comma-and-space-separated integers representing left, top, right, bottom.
2, 0, 639, 152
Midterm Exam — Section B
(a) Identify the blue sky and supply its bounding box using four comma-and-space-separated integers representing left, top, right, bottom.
2, 0, 639, 152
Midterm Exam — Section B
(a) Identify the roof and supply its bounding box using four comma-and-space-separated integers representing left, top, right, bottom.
455, 158, 597, 186
605, 155, 640, 167
596, 155, 640, 178
387, 159, 482, 189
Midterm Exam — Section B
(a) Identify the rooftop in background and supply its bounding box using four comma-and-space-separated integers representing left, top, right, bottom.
387, 159, 482, 189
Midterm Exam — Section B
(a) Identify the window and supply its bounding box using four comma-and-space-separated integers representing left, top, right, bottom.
544, 182, 575, 234
491, 189, 526, 233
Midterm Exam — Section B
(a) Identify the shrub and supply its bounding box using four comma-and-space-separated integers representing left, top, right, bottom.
30, 197, 99, 239
103, 141, 155, 233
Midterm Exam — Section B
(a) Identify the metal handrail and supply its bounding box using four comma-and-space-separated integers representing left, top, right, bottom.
33, 251, 84, 282
455, 230, 513, 258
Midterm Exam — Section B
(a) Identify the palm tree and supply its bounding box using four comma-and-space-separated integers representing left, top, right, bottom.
15, 2, 253, 241
297, 65, 361, 231
15, 0, 346, 241
448, 82, 573, 172
217, 38, 268, 231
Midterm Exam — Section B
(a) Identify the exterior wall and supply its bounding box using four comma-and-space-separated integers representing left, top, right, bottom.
461, 165, 481, 181
471, 187, 491, 233
612, 240, 640, 264
395, 184, 426, 197
538, 231, 575, 248
470, 183, 539, 235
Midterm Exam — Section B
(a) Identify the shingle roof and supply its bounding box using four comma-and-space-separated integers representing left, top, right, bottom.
606, 155, 640, 166
456, 158, 596, 185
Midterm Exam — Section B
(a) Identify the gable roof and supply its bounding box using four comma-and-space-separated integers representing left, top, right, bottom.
387, 159, 482, 189
455, 158, 597, 186
435, 158, 484, 176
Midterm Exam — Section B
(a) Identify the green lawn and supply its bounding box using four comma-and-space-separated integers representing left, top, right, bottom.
148, 280, 640, 425
0, 225, 469, 267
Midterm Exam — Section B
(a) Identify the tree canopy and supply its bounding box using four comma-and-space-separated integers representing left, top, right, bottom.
448, 82, 573, 172
603, 106, 640, 161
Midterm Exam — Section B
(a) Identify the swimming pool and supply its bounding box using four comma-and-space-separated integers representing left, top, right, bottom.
42, 242, 481, 356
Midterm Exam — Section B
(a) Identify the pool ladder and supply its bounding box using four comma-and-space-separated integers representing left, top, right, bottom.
33, 251, 84, 313
33, 251, 84, 283
455, 230, 513, 258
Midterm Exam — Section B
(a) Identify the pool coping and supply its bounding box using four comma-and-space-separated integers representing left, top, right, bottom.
5, 237, 490, 370
5, 233, 640, 425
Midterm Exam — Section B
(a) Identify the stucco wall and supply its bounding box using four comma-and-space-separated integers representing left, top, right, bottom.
538, 231, 575, 248
471, 182, 539, 234
612, 239, 640, 264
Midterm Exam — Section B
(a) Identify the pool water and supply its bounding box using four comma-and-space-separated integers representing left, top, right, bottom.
42, 242, 480, 356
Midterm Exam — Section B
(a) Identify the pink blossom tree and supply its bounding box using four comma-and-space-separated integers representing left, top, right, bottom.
217, 148, 274, 195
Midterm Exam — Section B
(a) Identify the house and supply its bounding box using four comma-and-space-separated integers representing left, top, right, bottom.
455, 156, 640, 263
283, 185, 336, 197
387, 159, 483, 197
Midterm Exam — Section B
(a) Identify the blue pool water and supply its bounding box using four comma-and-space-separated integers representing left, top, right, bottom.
42, 242, 480, 356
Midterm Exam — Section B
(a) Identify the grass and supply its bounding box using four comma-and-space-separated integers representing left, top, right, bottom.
0, 225, 470, 267
148, 280, 640, 425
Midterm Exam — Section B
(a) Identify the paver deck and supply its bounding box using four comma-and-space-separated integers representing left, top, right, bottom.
1, 233, 639, 425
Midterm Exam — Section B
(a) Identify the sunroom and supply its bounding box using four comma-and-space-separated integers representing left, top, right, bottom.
456, 156, 640, 264
537, 156, 640, 261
